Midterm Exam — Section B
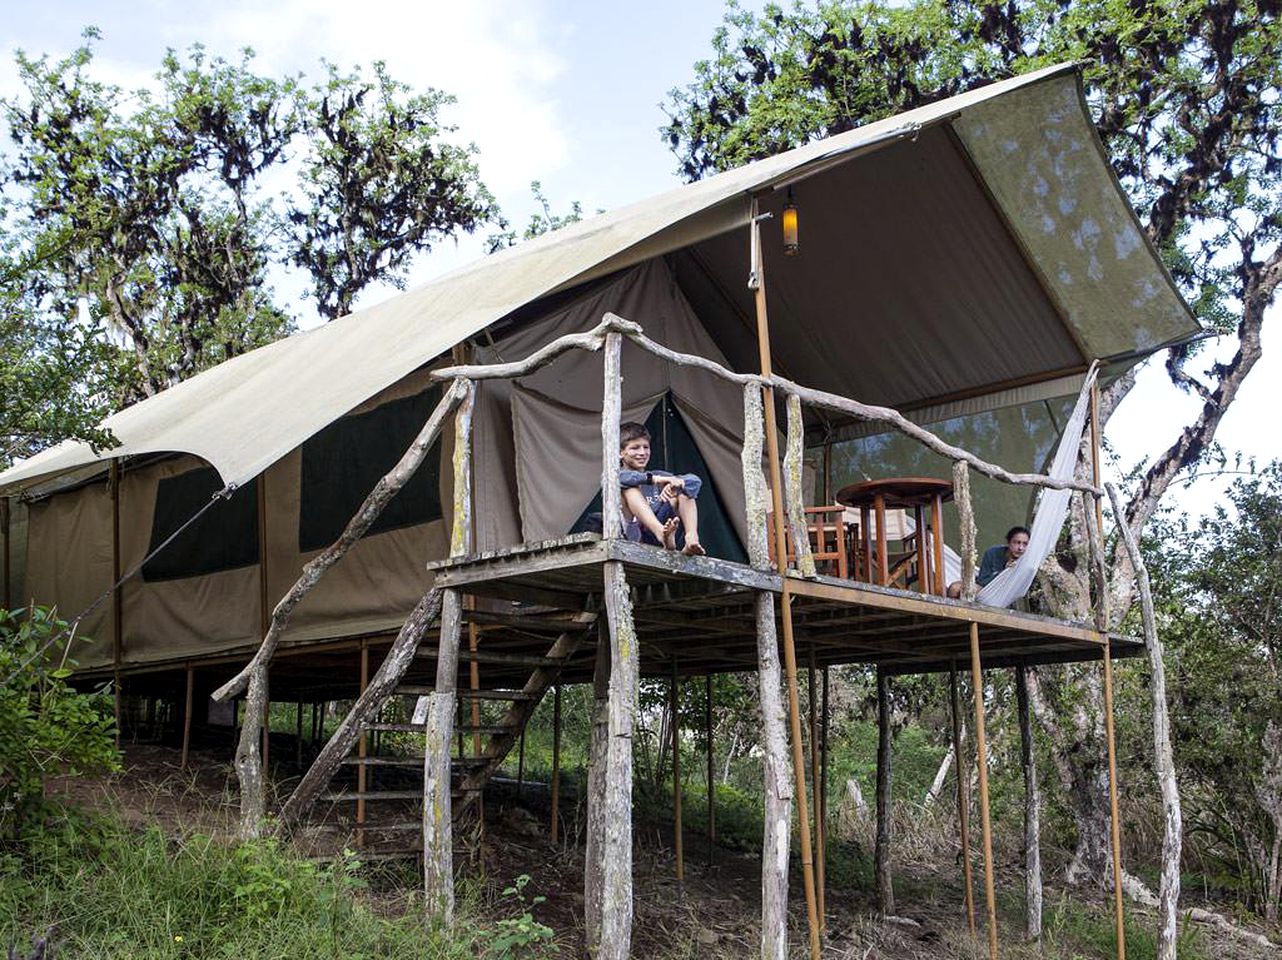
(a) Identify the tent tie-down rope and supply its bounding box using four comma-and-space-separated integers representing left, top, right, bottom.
1, 483, 234, 688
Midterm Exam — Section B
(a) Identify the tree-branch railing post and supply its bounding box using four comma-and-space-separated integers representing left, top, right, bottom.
784, 393, 815, 577
953, 461, 978, 600
423, 377, 475, 926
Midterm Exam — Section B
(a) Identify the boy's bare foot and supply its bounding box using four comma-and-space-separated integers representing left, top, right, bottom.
662, 518, 680, 550
681, 540, 705, 557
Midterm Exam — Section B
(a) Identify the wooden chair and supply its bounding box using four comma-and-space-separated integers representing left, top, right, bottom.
767, 505, 850, 579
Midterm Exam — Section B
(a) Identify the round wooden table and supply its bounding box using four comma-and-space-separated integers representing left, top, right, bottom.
835, 477, 954, 595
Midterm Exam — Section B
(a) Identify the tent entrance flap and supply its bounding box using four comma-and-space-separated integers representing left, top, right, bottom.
570, 394, 747, 563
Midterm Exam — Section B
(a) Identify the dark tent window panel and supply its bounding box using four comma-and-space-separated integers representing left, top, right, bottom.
572, 394, 747, 564
142, 466, 259, 582
298, 386, 444, 552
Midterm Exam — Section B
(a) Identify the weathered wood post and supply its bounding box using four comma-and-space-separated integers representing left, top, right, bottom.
1015, 664, 1042, 941
742, 381, 793, 960
784, 393, 815, 577
422, 377, 475, 924
585, 623, 611, 954
874, 667, 894, 914
809, 646, 825, 927
949, 664, 977, 936
953, 461, 977, 600
181, 664, 194, 769
969, 623, 999, 960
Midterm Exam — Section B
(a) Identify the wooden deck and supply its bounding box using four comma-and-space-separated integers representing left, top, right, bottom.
424, 534, 1138, 683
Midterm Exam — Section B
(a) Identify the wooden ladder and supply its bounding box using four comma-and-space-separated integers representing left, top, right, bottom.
322, 627, 587, 855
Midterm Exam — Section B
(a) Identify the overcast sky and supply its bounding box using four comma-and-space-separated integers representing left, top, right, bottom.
3, 0, 1277, 519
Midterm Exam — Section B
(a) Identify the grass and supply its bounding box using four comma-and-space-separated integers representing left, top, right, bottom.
0, 806, 556, 959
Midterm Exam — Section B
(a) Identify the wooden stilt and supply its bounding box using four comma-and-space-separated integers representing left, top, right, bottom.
819, 665, 830, 918
874, 667, 894, 914
809, 647, 825, 926
423, 588, 464, 922
751, 200, 822, 960
1016, 665, 1043, 941
468, 621, 482, 757
182, 664, 194, 769
969, 622, 999, 960
110, 459, 123, 747
950, 664, 977, 936
585, 623, 611, 956
550, 684, 562, 843
356, 640, 369, 848
2, 497, 10, 610
262, 697, 270, 773
671, 658, 684, 885
516, 727, 526, 801
755, 591, 791, 960
598, 561, 638, 960
705, 673, 715, 867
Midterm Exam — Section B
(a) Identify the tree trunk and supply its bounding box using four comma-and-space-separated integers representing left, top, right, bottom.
584, 623, 610, 956
423, 588, 463, 924
924, 742, 954, 808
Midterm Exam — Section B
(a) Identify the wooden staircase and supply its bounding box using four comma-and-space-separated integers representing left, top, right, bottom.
320, 624, 589, 855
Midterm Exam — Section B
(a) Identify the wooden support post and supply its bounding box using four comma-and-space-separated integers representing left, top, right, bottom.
550, 684, 562, 843
110, 459, 123, 746
969, 623, 999, 960
516, 728, 526, 801
809, 646, 825, 926
954, 461, 978, 600
671, 658, 684, 885
2, 497, 10, 610
950, 664, 977, 936
468, 622, 482, 757
784, 393, 815, 577
601, 333, 623, 539
423, 589, 464, 923
356, 640, 370, 847
598, 561, 638, 960
931, 492, 946, 596
182, 664, 194, 769
755, 591, 791, 960
874, 667, 894, 914
311, 701, 319, 743
874, 492, 889, 586
751, 199, 821, 960
585, 623, 611, 956
706, 674, 715, 866
1015, 665, 1043, 941
819, 665, 829, 913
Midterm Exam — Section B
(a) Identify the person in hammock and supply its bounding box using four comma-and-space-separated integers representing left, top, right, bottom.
617, 421, 706, 556
947, 525, 1030, 597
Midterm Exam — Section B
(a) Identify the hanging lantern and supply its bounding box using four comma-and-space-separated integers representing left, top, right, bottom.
782, 188, 799, 256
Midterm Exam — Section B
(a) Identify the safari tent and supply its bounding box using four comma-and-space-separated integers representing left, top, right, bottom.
0, 62, 1196, 680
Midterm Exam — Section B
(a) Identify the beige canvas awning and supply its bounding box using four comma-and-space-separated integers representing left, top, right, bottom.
0, 63, 1198, 496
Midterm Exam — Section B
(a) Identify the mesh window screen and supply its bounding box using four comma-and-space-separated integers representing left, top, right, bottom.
142, 466, 259, 582
298, 386, 443, 552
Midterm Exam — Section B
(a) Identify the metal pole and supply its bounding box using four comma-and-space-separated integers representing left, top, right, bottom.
705, 673, 715, 866
751, 198, 822, 960
809, 646, 825, 927
181, 664, 194, 769
969, 623, 999, 960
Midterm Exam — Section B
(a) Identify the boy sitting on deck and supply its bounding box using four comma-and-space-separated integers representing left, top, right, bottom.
618, 421, 706, 556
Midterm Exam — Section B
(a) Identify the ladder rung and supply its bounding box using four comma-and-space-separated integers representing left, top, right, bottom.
394, 686, 535, 701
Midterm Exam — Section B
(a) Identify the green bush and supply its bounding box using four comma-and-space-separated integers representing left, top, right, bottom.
0, 607, 119, 838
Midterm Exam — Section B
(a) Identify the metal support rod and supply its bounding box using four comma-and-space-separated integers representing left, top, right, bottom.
671, 658, 684, 884
550, 684, 562, 843
2, 497, 10, 610
751, 198, 822, 960
950, 664, 977, 936
809, 646, 825, 926
182, 664, 194, 769
969, 623, 999, 960
705, 673, 715, 865
820, 665, 829, 911
516, 727, 526, 802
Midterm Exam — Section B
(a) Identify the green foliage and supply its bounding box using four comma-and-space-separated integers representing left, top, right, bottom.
0, 810, 559, 959
288, 61, 498, 320
0, 30, 502, 466
0, 607, 119, 838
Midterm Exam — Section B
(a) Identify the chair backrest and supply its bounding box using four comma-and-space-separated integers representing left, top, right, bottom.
767, 505, 849, 579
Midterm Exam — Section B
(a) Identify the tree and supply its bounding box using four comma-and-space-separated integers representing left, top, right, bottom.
664, 0, 1280, 902
0, 32, 501, 456
288, 62, 498, 321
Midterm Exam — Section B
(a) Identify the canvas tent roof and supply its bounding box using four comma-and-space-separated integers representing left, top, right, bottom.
0, 63, 1198, 496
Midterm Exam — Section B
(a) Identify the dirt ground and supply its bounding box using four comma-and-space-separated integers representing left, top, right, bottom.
47, 743, 1279, 959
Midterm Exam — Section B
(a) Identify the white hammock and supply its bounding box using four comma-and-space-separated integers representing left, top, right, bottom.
909, 366, 1098, 608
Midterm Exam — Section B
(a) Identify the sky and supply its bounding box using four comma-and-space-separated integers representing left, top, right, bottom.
2, 0, 1278, 522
